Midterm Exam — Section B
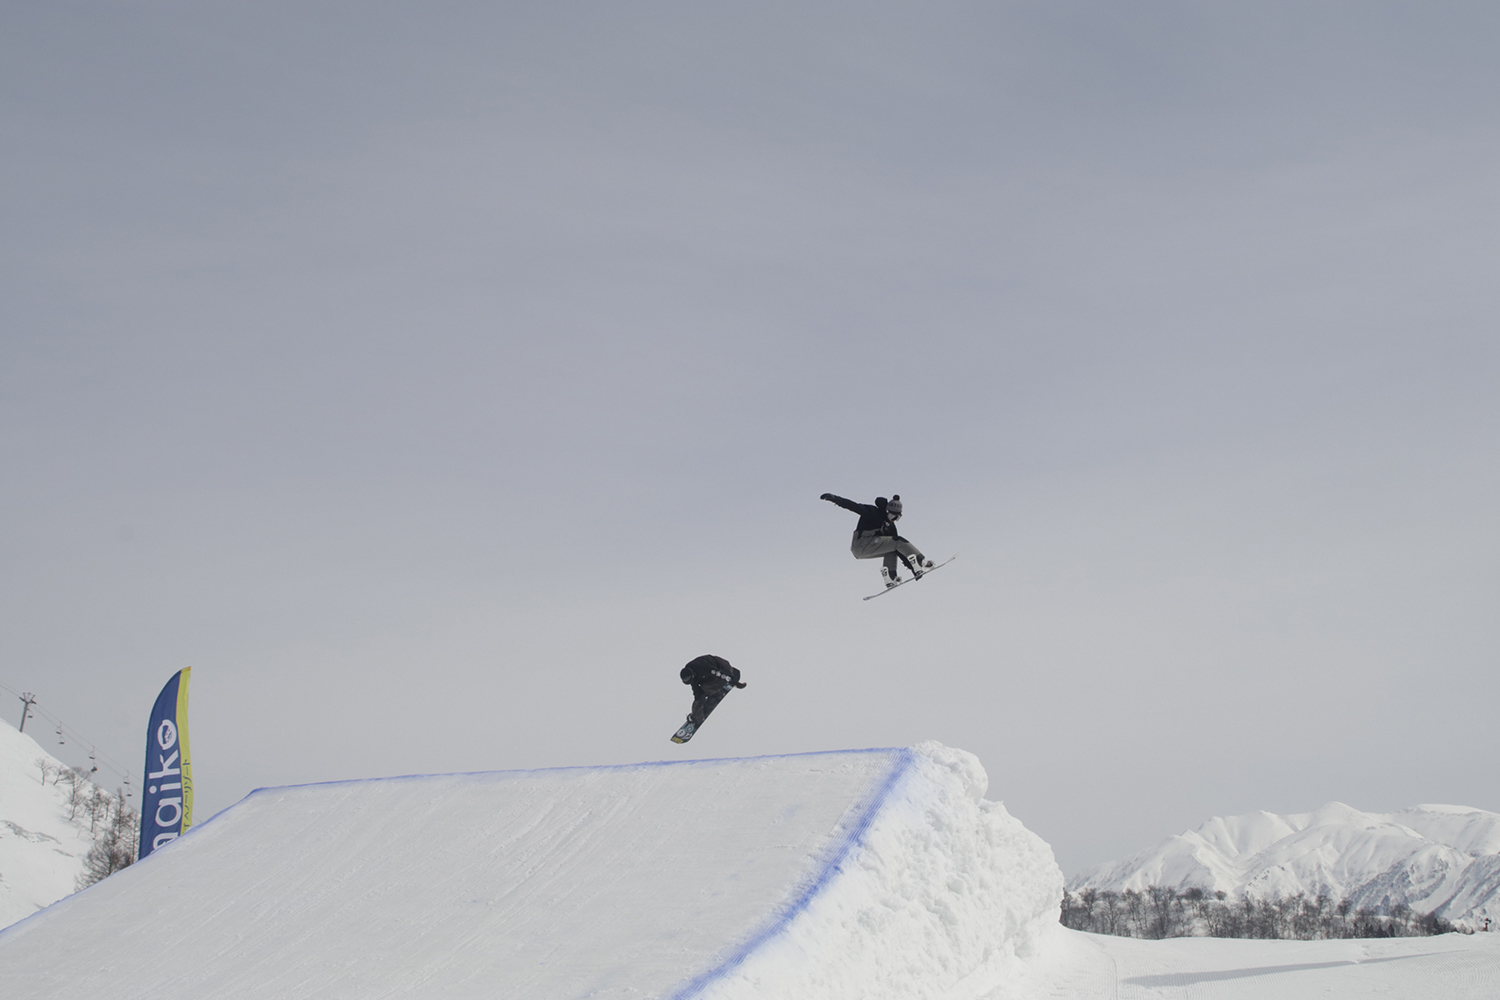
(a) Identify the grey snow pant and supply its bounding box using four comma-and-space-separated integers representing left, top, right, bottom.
851, 530, 926, 577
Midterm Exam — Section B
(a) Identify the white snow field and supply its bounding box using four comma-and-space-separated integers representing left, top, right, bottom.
0, 742, 1063, 1000
0, 723, 99, 928
1005, 923, 1500, 1000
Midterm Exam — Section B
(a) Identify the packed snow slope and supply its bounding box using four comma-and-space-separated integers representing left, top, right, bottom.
1001, 923, 1500, 1000
1070, 802, 1500, 928
0, 724, 98, 928
0, 742, 1062, 1000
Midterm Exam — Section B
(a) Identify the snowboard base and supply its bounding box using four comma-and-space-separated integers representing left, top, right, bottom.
862, 554, 957, 600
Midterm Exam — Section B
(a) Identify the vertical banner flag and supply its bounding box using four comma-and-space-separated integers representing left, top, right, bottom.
138, 667, 193, 860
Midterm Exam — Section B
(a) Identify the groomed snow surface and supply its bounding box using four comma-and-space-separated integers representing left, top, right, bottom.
0, 742, 1062, 1000
1013, 923, 1500, 1000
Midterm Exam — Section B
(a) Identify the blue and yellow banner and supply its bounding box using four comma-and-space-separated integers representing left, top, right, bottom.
138, 667, 193, 860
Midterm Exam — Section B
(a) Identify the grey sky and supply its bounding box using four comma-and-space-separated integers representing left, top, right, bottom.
3, 2, 1497, 872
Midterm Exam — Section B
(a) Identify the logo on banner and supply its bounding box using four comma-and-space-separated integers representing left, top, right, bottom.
148, 719, 183, 843
139, 668, 193, 860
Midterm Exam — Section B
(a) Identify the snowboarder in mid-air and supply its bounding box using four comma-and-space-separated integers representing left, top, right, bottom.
820, 492, 934, 589
671, 654, 746, 744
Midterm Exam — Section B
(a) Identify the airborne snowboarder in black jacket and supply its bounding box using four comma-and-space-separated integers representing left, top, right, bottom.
671, 654, 746, 743
820, 492, 933, 588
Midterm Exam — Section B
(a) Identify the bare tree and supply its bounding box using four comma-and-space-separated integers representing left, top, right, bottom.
1079, 887, 1098, 926
65, 767, 89, 821
1060, 885, 1458, 940
1147, 885, 1178, 939
1122, 889, 1146, 936
77, 793, 138, 890
86, 785, 110, 834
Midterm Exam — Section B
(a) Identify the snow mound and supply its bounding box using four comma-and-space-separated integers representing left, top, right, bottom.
1070, 801, 1500, 928
0, 743, 1062, 1000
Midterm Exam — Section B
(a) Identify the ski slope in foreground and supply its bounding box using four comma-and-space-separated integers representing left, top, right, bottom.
1006, 923, 1500, 1000
0, 742, 1062, 1000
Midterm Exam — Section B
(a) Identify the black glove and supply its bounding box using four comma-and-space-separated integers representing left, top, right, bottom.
819, 493, 833, 501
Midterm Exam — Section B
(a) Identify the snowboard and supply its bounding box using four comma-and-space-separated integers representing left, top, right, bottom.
670, 686, 732, 743
862, 554, 957, 600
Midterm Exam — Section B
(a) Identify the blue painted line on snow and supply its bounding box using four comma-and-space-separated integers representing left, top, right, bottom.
663, 745, 919, 1000
239, 745, 908, 799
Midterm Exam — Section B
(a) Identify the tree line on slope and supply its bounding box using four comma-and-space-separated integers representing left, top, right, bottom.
1060, 886, 1460, 939
34, 758, 139, 889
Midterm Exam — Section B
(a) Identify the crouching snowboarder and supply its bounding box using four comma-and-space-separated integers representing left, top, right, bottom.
820, 492, 933, 588
671, 654, 746, 744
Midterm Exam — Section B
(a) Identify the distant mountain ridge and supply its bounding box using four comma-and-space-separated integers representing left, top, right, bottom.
1069, 802, 1500, 928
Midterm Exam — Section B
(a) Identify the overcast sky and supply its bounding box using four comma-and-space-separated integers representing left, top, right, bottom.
3, 1, 1497, 873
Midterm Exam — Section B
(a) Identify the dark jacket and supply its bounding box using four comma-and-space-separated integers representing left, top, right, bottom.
820, 494, 895, 536
681, 655, 740, 689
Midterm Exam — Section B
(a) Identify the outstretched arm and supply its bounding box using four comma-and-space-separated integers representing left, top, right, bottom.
820, 493, 862, 513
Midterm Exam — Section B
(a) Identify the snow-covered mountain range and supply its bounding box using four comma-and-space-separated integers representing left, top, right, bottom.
0, 724, 109, 928
1069, 802, 1500, 928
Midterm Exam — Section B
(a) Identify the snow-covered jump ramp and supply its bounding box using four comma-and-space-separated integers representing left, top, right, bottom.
0, 742, 1062, 1000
